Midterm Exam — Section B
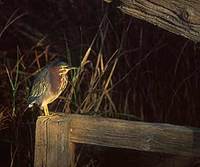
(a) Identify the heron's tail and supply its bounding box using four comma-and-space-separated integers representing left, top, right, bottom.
27, 96, 36, 108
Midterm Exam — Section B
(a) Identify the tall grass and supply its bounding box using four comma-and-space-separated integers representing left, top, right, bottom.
59, 15, 119, 117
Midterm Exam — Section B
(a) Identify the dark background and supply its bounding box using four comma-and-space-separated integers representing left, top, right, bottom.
0, 0, 200, 166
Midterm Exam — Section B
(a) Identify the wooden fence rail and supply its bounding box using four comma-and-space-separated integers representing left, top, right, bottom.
105, 0, 200, 42
34, 114, 200, 167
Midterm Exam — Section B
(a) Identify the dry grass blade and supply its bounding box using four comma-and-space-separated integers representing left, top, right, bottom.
5, 66, 15, 91
44, 46, 49, 63
94, 57, 118, 113
35, 50, 41, 69
10, 145, 18, 167
64, 34, 72, 66
0, 106, 10, 130
80, 14, 107, 69
29, 47, 49, 67
0, 9, 27, 38
104, 58, 118, 90
80, 33, 97, 68
5, 49, 23, 117
105, 92, 117, 113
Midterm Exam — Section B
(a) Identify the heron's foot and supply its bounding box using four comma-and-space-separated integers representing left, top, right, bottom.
39, 117, 49, 125
49, 111, 57, 116
41, 112, 57, 117
40, 113, 57, 123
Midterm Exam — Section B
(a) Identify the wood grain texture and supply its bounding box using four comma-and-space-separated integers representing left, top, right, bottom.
109, 0, 200, 42
34, 116, 48, 167
34, 114, 200, 167
69, 114, 200, 156
34, 115, 75, 167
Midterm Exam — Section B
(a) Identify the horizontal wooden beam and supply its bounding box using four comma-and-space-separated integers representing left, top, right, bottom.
106, 0, 200, 42
69, 114, 200, 157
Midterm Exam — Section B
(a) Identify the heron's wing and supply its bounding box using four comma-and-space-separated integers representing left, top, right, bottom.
28, 69, 49, 105
30, 78, 48, 97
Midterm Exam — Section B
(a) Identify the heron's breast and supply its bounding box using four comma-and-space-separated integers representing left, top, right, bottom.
48, 66, 68, 94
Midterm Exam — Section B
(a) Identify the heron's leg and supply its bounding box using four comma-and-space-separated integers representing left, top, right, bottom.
44, 105, 49, 116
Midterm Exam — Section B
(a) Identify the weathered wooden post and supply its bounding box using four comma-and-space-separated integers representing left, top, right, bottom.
34, 114, 75, 167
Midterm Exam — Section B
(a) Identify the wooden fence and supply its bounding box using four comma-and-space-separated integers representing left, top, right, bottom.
34, 114, 200, 167
104, 0, 200, 42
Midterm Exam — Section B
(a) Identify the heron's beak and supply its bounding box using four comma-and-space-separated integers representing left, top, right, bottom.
60, 65, 78, 70
59, 66, 78, 75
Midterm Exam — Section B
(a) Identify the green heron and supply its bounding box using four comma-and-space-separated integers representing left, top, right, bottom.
28, 60, 73, 116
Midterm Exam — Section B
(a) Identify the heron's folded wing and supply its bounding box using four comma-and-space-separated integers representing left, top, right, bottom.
28, 69, 49, 105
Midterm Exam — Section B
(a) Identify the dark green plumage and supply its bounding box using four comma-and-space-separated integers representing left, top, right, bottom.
28, 60, 72, 115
